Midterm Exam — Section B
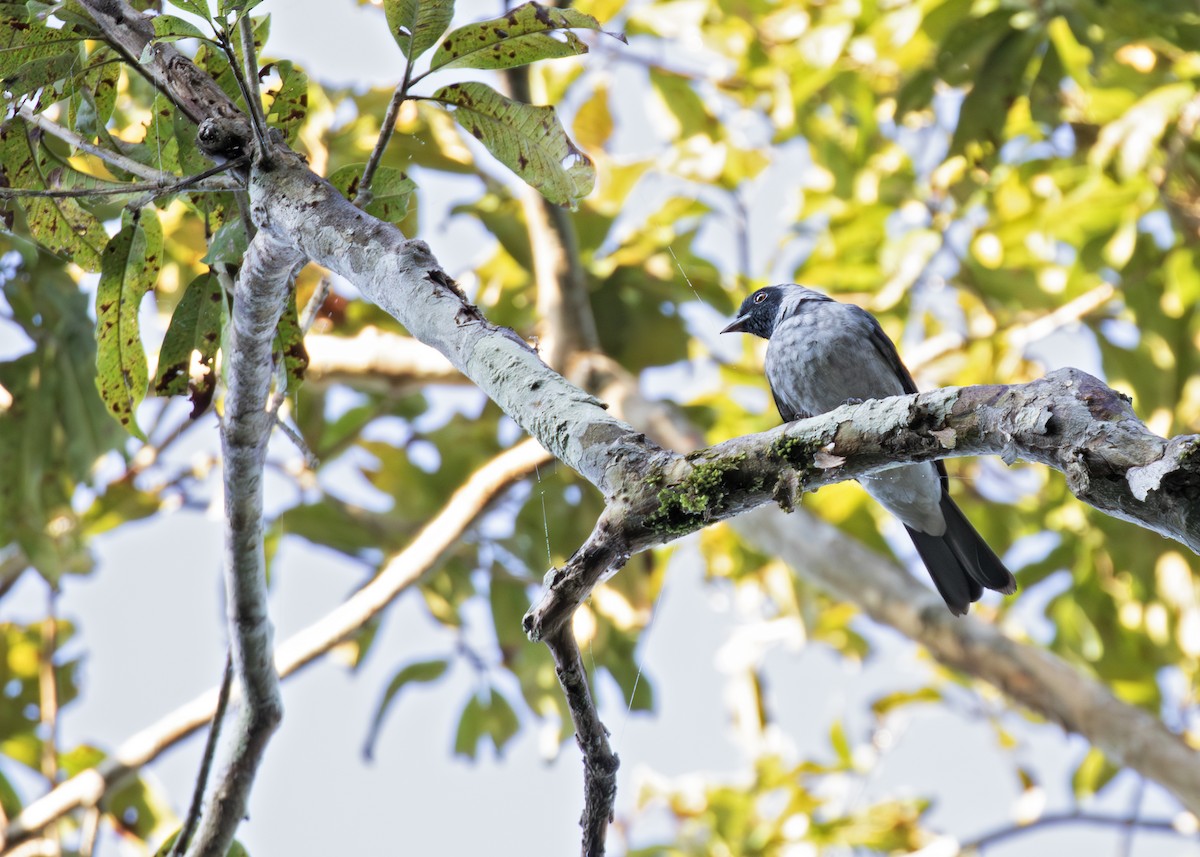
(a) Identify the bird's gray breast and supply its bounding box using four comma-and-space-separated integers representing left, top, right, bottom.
765, 302, 945, 535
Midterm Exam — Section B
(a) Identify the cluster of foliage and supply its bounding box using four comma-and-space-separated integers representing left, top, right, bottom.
1, 0, 1198, 851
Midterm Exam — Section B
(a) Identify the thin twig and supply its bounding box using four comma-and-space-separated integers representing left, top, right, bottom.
77, 808, 99, 857
37, 586, 60, 850
168, 653, 233, 857
545, 625, 619, 857
1118, 779, 1147, 857
355, 83, 408, 206
17, 107, 172, 182
233, 14, 270, 157
299, 276, 332, 334
960, 810, 1181, 853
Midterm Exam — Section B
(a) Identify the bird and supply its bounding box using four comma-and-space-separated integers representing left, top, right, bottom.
721, 284, 1016, 615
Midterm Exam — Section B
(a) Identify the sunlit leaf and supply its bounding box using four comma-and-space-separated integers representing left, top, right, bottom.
433, 81, 594, 207
328, 163, 416, 223
94, 209, 163, 439
384, 0, 454, 61
430, 2, 618, 72
0, 121, 108, 271
153, 271, 225, 417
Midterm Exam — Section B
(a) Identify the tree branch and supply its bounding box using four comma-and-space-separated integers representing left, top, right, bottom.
734, 503, 1200, 821
17, 107, 172, 183
546, 625, 618, 857
524, 369, 1199, 641
75, 0, 248, 134
181, 227, 303, 857
303, 329, 463, 392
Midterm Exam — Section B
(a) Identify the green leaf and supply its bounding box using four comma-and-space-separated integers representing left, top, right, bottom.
201, 219, 249, 265
384, 0, 454, 61
218, 0, 263, 16
94, 209, 163, 439
3, 50, 80, 99
153, 272, 224, 417
68, 46, 121, 136
430, 1, 618, 72
362, 658, 450, 759
0, 121, 108, 270
1072, 746, 1120, 799
167, 0, 211, 18
150, 13, 209, 40
454, 687, 520, 760
263, 60, 307, 144
949, 25, 1044, 156
0, 7, 83, 78
274, 288, 308, 392
432, 81, 594, 207
328, 163, 415, 223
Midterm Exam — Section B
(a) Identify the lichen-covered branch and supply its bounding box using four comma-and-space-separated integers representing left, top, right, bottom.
183, 229, 302, 857
545, 626, 619, 857
524, 368, 1200, 641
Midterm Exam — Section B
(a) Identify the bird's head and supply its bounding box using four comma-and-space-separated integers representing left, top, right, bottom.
721, 284, 826, 339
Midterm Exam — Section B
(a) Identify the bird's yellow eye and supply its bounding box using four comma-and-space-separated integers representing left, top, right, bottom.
753, 292, 767, 304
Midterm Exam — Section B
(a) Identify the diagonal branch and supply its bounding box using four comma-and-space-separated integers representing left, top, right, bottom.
736, 504, 1200, 829
0, 439, 549, 850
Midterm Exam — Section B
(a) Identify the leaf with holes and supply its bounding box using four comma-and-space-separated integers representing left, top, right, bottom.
94, 210, 163, 439
0, 121, 107, 271
0, 6, 83, 78
154, 271, 225, 418
429, 1, 621, 72
384, 0, 454, 61
328, 164, 415, 223
264, 60, 307, 144
433, 82, 594, 207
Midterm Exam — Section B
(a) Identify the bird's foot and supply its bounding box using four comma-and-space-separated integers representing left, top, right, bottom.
842, 397, 864, 407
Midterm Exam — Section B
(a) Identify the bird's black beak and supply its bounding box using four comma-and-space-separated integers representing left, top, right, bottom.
721, 314, 750, 334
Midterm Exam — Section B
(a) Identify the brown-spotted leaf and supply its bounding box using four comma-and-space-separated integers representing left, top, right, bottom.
432, 82, 594, 207
154, 271, 225, 418
384, 0, 454, 61
429, 1, 622, 72
0, 120, 107, 271
328, 163, 416, 223
94, 209, 163, 439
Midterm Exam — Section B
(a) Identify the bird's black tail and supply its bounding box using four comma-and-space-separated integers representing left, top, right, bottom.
905, 491, 1017, 616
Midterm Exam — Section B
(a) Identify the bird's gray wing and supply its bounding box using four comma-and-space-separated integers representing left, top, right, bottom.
771, 387, 809, 423
855, 305, 952, 482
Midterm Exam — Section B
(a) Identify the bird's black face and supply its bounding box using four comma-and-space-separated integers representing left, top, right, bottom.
721, 286, 784, 339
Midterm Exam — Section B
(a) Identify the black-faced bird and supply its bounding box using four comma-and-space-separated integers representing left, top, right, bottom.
722, 284, 1016, 615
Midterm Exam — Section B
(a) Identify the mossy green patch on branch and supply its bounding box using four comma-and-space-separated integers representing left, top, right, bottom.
646, 454, 749, 536
769, 432, 821, 469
